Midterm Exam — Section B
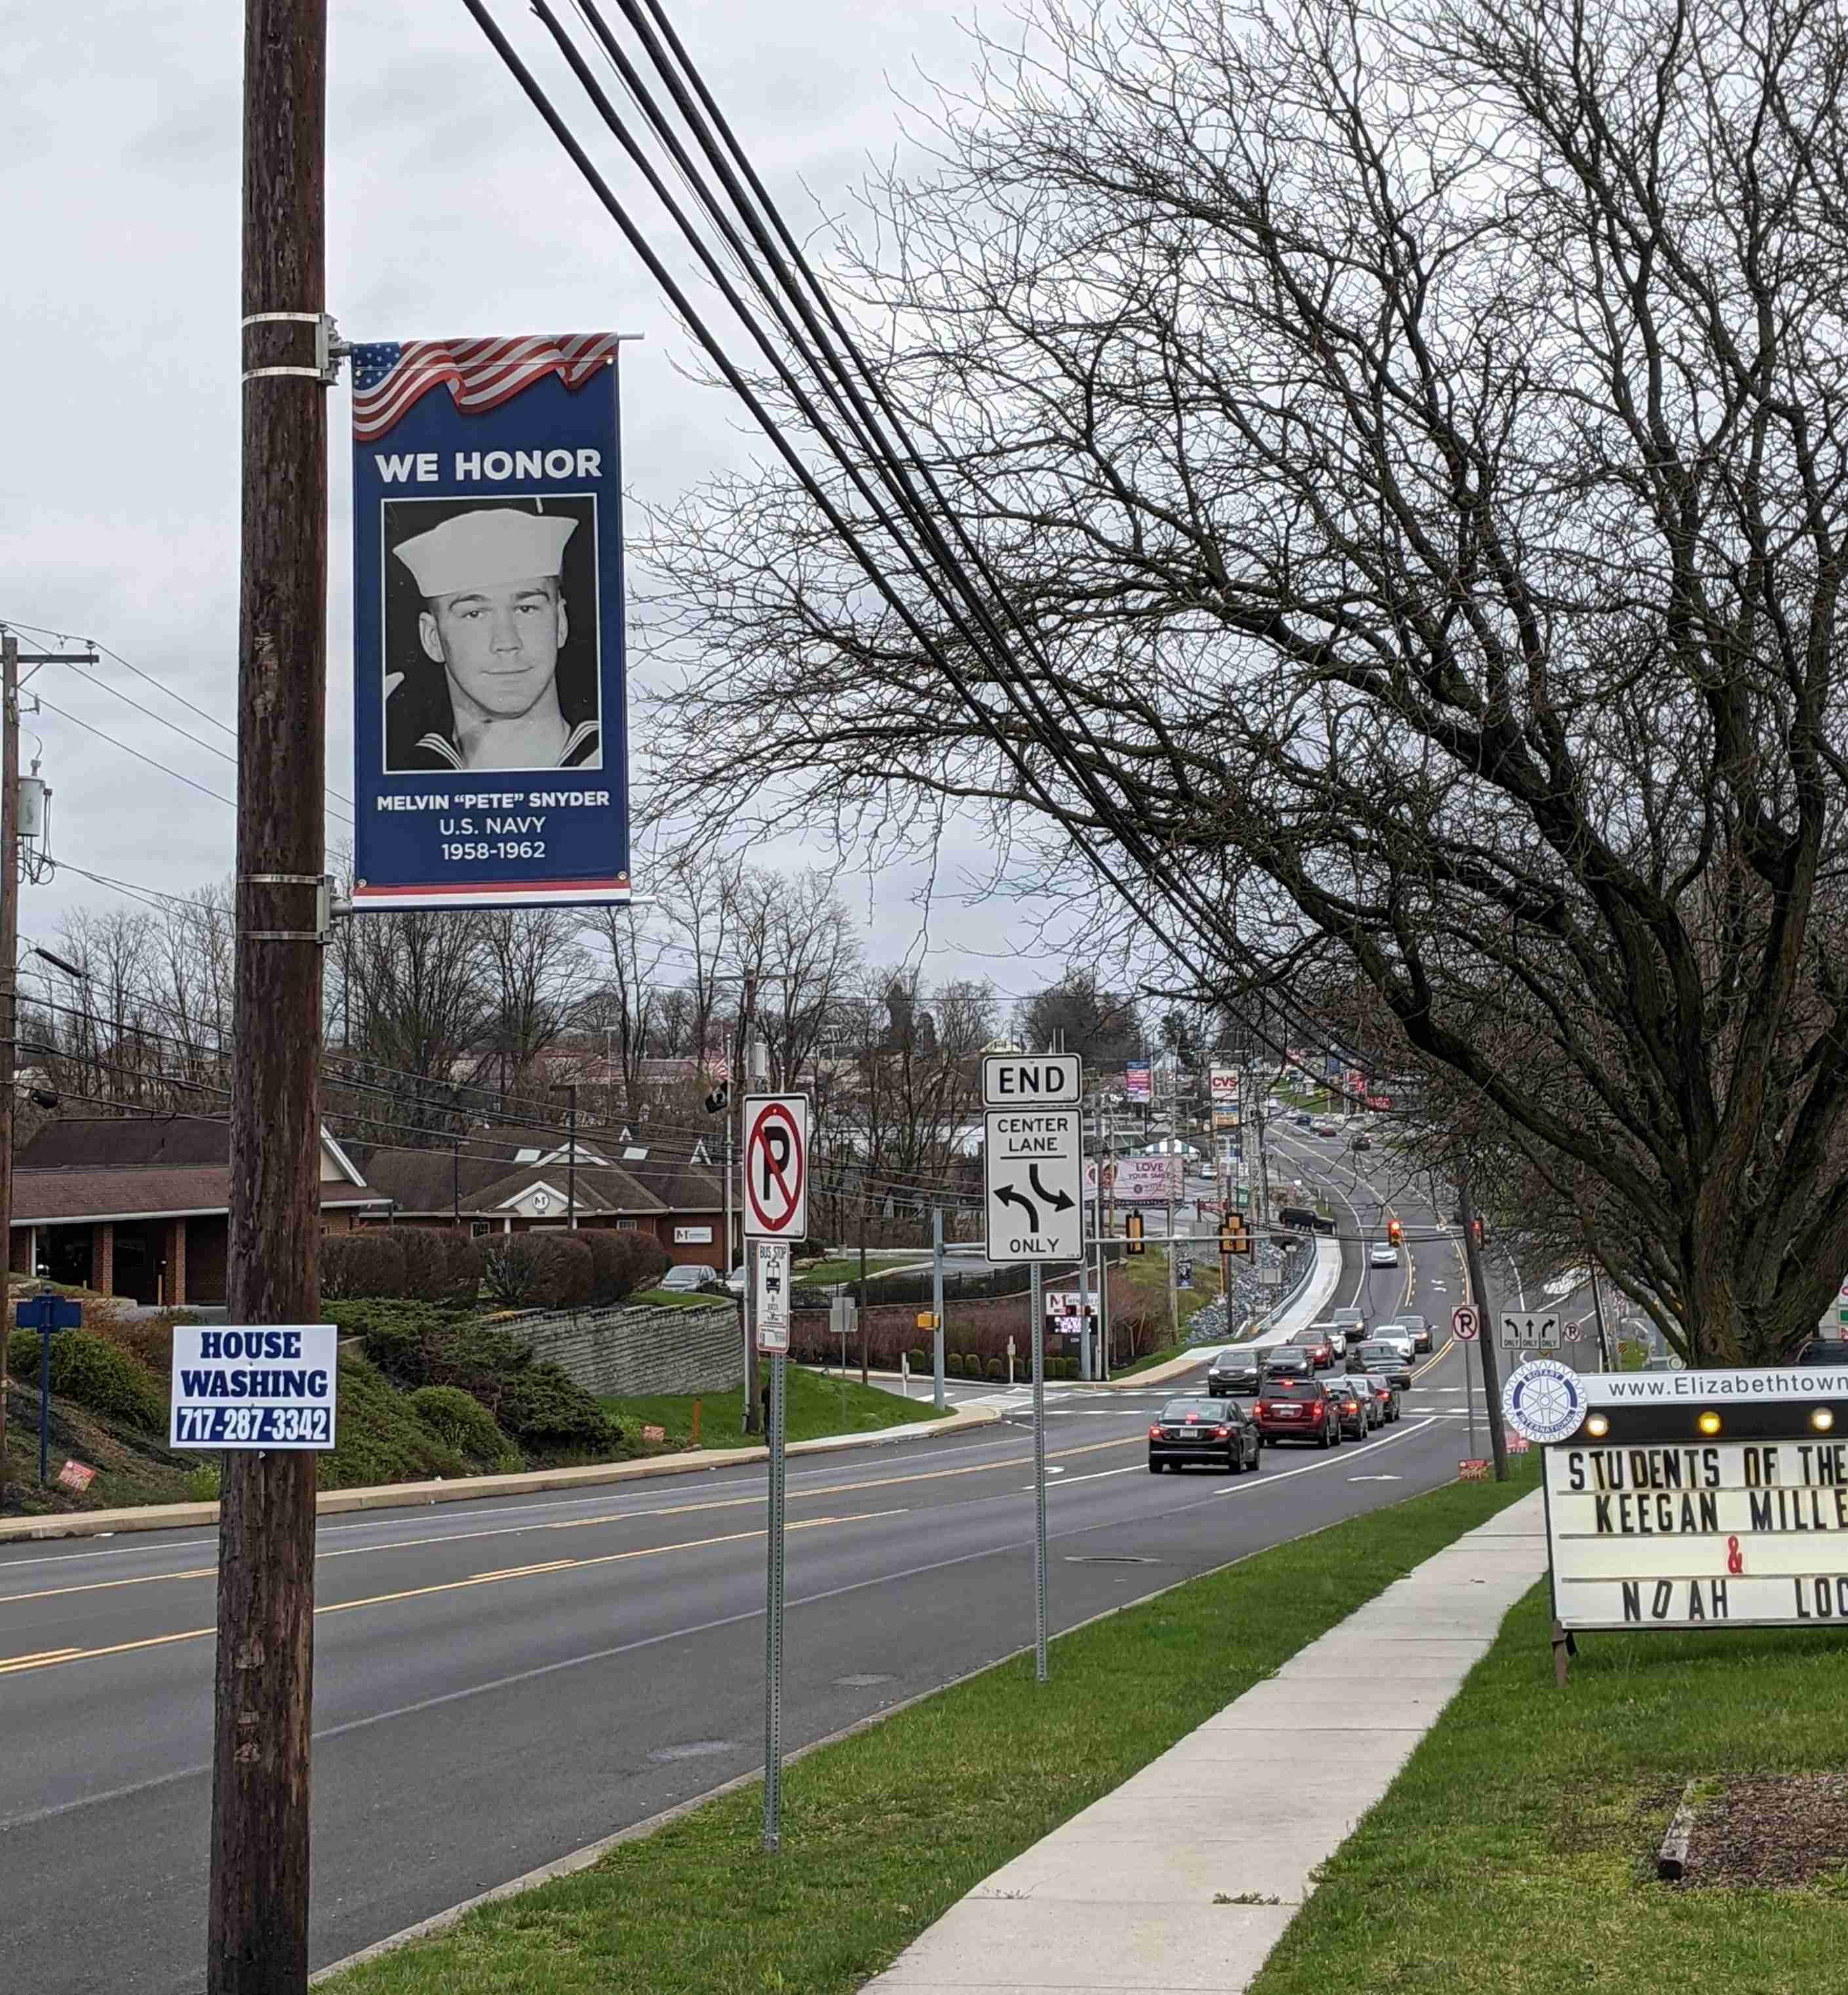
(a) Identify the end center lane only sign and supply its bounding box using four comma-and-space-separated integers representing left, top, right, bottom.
985, 1108, 1082, 1261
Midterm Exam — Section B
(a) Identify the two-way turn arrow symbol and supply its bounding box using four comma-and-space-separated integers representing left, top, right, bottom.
1027, 1165, 1073, 1212
995, 1184, 1040, 1230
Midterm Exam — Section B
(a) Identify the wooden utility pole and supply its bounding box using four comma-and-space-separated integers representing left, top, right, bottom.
210, 0, 328, 1987
0, 629, 16, 1492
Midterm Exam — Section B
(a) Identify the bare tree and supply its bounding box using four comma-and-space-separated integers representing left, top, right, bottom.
478, 909, 590, 1105
648, 0, 1848, 1360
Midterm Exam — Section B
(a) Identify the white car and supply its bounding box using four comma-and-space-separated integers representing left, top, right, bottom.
1368, 1240, 1400, 1268
1369, 1323, 1416, 1362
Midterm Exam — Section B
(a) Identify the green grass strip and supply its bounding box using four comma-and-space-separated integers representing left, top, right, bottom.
323, 1460, 1537, 1994
602, 1366, 951, 1453
1247, 1579, 1848, 1995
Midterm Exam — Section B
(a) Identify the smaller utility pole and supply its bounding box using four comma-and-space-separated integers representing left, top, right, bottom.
858, 1203, 869, 1388
451, 1137, 460, 1227
1458, 1169, 1510, 1481
930, 1205, 945, 1412
0, 628, 15, 1492
550, 1082, 578, 1227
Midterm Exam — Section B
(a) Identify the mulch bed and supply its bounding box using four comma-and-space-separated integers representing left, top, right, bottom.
1682, 1773, 1848, 1888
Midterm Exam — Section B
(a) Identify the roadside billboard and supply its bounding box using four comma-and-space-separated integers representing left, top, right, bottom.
1123, 1060, 1152, 1103
1086, 1155, 1182, 1203
1209, 1064, 1238, 1105
350, 333, 631, 911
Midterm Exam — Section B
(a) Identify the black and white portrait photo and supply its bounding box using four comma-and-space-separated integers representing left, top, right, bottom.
381, 496, 603, 774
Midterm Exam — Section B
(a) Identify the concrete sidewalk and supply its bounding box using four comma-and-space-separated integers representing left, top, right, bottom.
861, 1487, 1547, 1994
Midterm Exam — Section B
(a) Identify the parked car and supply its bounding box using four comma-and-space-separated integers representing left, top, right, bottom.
1258, 1347, 1316, 1381
1356, 1372, 1402, 1423
1368, 1239, 1401, 1268
1351, 1338, 1413, 1391
1330, 1379, 1369, 1440
1293, 1111, 1314, 1128
658, 1263, 720, 1294
1251, 1377, 1340, 1448
1288, 1327, 1335, 1369
1399, 1313, 1432, 1353
1148, 1396, 1262, 1474
722, 1263, 749, 1295
1206, 1348, 1262, 1395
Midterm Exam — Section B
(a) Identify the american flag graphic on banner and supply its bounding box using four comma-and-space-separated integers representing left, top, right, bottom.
350, 334, 621, 442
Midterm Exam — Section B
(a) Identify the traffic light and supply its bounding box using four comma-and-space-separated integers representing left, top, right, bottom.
1126, 1212, 1145, 1256
1470, 1217, 1484, 1247
1387, 1217, 1403, 1246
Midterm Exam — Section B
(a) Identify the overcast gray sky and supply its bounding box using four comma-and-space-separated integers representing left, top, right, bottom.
5, 0, 1086, 1004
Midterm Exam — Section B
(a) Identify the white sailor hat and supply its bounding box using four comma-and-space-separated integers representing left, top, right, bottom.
394, 509, 577, 598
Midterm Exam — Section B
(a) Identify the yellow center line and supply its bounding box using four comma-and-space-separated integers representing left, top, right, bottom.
1, 1432, 1135, 1611
0, 1511, 908, 1679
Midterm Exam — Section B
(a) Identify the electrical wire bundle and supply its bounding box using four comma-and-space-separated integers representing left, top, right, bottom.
458, 0, 1390, 1101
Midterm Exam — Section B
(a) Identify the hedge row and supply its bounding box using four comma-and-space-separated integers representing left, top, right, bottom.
323, 1229, 481, 1305
320, 1225, 670, 1311
477, 1229, 669, 1311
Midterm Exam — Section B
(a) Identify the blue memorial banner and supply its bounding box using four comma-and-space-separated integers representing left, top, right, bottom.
351, 334, 631, 910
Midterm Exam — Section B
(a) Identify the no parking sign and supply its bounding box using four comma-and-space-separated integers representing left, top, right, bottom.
743, 1094, 809, 1241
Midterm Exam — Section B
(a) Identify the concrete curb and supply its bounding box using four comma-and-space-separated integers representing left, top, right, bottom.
0, 1401, 999, 1545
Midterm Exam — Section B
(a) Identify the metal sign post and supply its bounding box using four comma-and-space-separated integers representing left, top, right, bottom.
983, 1057, 1078, 1684
743, 1099, 807, 1856
1030, 1261, 1048, 1681
1451, 1303, 1480, 1465
761, 1347, 786, 1851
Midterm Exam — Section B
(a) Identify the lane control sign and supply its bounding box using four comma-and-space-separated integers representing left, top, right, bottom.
170, 1323, 338, 1450
985, 1107, 1083, 1261
743, 1094, 810, 1241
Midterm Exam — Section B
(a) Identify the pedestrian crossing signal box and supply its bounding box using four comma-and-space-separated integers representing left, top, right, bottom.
1220, 1221, 1250, 1257
1126, 1212, 1145, 1255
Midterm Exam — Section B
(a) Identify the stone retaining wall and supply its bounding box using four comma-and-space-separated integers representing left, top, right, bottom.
518, 1299, 742, 1397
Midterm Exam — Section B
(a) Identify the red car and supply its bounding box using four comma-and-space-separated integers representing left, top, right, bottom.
1251, 1377, 1341, 1448
1288, 1329, 1335, 1369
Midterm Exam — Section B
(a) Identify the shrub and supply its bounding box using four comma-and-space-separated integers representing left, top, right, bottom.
387, 1228, 481, 1305
185, 1462, 222, 1502
409, 1384, 517, 1471
943, 1353, 962, 1377
322, 1229, 408, 1300
317, 1354, 469, 1490
494, 1365, 618, 1455
479, 1231, 595, 1309
583, 1229, 668, 1307
6, 1329, 167, 1432
906, 1348, 928, 1373
985, 1356, 1006, 1381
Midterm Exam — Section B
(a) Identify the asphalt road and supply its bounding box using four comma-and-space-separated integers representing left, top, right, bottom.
0, 1130, 1485, 1994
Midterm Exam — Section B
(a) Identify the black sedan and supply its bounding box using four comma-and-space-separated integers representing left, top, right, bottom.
1149, 1396, 1262, 1474
1206, 1348, 1261, 1395
1257, 1347, 1316, 1382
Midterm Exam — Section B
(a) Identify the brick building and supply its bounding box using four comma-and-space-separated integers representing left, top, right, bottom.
10, 1118, 380, 1305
